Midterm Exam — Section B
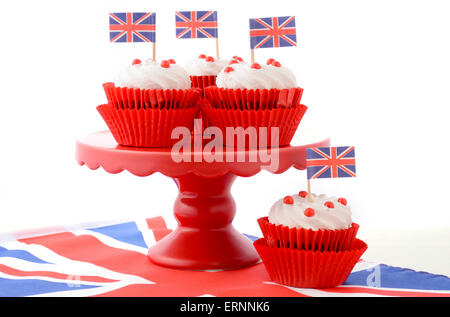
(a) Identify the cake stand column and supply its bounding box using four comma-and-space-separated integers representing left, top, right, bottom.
147, 172, 260, 270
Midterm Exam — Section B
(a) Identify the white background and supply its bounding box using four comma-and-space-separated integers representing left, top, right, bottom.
0, 0, 449, 276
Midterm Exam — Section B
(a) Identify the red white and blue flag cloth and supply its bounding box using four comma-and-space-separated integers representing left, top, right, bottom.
306, 146, 357, 180
175, 11, 218, 39
249, 16, 297, 49
109, 12, 156, 43
0, 216, 449, 297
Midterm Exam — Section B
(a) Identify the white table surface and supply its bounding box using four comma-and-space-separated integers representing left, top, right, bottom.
357, 227, 450, 278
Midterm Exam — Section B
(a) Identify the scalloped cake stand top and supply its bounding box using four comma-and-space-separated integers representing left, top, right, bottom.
75, 130, 330, 178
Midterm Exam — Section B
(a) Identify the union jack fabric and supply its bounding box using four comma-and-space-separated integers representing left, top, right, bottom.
249, 16, 297, 49
1, 216, 449, 297
109, 12, 156, 43
175, 11, 218, 39
306, 146, 357, 180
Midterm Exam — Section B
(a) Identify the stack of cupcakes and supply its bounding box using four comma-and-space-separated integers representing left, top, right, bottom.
97, 57, 308, 149
254, 191, 368, 288
201, 58, 307, 148
98, 58, 201, 148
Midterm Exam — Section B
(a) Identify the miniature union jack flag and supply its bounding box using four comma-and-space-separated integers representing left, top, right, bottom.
109, 12, 156, 43
249, 16, 297, 49
175, 11, 218, 39
306, 146, 356, 179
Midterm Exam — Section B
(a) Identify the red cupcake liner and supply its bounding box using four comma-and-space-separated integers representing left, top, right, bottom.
257, 217, 359, 252
204, 86, 304, 110
97, 104, 200, 148
254, 238, 368, 288
200, 103, 308, 147
190, 76, 217, 97
103, 82, 201, 110
192, 98, 212, 134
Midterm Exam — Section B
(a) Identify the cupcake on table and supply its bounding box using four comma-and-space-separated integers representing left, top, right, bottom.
98, 58, 201, 148
254, 191, 367, 288
201, 58, 307, 148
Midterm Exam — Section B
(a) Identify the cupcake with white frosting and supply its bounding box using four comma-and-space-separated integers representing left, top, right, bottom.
258, 191, 359, 251
215, 59, 296, 90
98, 58, 201, 148
113, 59, 191, 90
268, 193, 353, 231
185, 55, 229, 77
253, 192, 367, 288
208, 58, 303, 109
185, 54, 229, 96
201, 58, 307, 147
103, 58, 198, 109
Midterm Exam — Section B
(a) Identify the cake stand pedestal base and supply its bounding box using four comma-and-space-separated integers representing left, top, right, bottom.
147, 173, 259, 270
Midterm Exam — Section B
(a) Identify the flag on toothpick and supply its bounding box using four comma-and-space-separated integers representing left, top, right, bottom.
306, 146, 356, 179
249, 16, 296, 48
305, 146, 356, 201
249, 16, 297, 63
175, 11, 218, 39
175, 11, 220, 58
109, 12, 156, 43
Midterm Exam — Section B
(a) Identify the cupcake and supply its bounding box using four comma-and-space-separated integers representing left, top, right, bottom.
254, 192, 367, 288
185, 54, 229, 97
258, 192, 359, 252
202, 59, 307, 148
98, 58, 201, 148
185, 55, 231, 134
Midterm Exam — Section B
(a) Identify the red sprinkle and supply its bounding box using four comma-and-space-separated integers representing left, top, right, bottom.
168, 59, 176, 64
224, 66, 234, 73
266, 58, 275, 65
324, 201, 335, 208
205, 56, 215, 62
160, 60, 170, 68
298, 191, 308, 198
304, 208, 315, 217
232, 56, 243, 62
251, 63, 261, 69
272, 61, 281, 67
229, 60, 239, 65
199, 54, 207, 59
338, 198, 347, 206
132, 59, 142, 65
283, 196, 294, 205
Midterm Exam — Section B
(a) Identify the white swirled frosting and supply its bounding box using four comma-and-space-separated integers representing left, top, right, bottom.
185, 56, 229, 76
268, 193, 352, 231
216, 61, 297, 89
114, 60, 191, 90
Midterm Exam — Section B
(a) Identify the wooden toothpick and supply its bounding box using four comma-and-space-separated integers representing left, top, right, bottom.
152, 42, 156, 61
215, 38, 220, 59
307, 179, 313, 202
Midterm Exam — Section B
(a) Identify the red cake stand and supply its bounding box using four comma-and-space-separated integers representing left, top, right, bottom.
75, 131, 330, 270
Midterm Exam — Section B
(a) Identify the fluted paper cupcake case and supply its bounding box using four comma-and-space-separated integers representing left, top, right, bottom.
192, 99, 211, 135
200, 103, 308, 148
254, 238, 368, 288
190, 75, 217, 98
203, 86, 304, 110
257, 217, 359, 252
97, 104, 200, 148
103, 82, 201, 110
